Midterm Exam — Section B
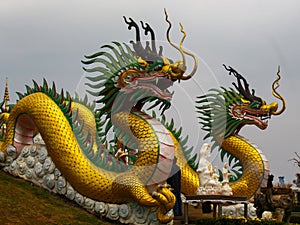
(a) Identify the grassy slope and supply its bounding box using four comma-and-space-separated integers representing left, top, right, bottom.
0, 170, 112, 225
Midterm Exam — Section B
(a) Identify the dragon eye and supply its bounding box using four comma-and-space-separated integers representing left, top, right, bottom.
154, 64, 163, 71
148, 61, 164, 72
123, 74, 133, 83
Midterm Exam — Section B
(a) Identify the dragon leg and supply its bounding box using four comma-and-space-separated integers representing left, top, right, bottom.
152, 184, 176, 223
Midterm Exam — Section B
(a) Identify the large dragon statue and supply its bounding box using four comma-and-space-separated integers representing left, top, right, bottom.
196, 64, 286, 198
0, 11, 286, 224
0, 11, 200, 224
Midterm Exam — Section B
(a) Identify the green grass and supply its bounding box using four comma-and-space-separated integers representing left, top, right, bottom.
0, 170, 112, 225
4, 169, 298, 225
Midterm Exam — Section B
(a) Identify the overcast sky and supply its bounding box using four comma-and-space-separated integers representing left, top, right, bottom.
1, 0, 299, 184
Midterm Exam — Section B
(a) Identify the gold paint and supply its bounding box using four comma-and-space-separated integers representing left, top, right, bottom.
271, 65, 286, 115
0, 92, 177, 223
221, 135, 265, 198
241, 98, 250, 104
137, 57, 148, 69
163, 8, 198, 80
260, 102, 278, 112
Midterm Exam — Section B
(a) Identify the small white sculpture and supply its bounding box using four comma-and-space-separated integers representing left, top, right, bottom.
248, 203, 258, 219
213, 166, 222, 194
221, 162, 233, 196
262, 211, 273, 220
196, 186, 207, 195
205, 165, 222, 195
222, 205, 237, 218
196, 143, 211, 187
222, 203, 257, 219
222, 162, 231, 183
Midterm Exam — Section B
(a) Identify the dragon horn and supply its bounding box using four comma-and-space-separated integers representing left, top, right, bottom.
271, 65, 286, 115
140, 21, 157, 54
179, 23, 199, 80
164, 9, 186, 66
164, 8, 198, 80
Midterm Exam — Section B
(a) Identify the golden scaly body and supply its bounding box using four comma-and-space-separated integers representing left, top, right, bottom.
221, 135, 265, 198
72, 95, 201, 196
1, 92, 164, 205
0, 88, 273, 223
73, 98, 267, 199
1, 91, 204, 223
0, 92, 265, 200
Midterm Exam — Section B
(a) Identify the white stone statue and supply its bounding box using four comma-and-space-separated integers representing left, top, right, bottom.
222, 162, 231, 183
213, 166, 222, 194
222, 203, 257, 219
221, 162, 233, 196
205, 168, 218, 195
196, 144, 225, 195
262, 211, 273, 220
196, 143, 211, 188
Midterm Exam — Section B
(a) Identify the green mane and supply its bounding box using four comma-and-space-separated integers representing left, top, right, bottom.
196, 87, 244, 180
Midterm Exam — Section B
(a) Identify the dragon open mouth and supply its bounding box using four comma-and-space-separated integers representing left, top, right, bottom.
242, 108, 270, 129
124, 74, 174, 101
232, 106, 271, 130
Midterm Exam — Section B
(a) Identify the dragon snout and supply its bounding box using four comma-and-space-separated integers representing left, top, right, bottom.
169, 60, 186, 79
260, 102, 278, 113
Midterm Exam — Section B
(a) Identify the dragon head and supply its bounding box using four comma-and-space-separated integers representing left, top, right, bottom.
82, 11, 197, 149
197, 65, 286, 142
82, 10, 197, 117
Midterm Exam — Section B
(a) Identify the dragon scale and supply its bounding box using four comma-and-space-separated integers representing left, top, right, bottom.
73, 102, 199, 195
1, 92, 179, 204
220, 135, 269, 198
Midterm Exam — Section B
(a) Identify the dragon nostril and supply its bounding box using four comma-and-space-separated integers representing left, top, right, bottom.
270, 102, 278, 113
260, 102, 278, 112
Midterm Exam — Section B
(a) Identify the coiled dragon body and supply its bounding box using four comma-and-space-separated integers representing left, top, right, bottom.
197, 65, 286, 198
0, 12, 285, 224
0, 12, 200, 223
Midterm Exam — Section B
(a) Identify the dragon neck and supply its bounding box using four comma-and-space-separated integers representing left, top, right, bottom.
149, 111, 200, 195
220, 134, 269, 198
112, 109, 175, 185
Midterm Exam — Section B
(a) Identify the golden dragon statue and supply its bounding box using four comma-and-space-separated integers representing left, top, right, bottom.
0, 11, 200, 224
0, 10, 286, 224
196, 64, 286, 198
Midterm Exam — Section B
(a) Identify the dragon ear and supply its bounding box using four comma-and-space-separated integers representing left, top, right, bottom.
123, 16, 163, 63
223, 64, 262, 104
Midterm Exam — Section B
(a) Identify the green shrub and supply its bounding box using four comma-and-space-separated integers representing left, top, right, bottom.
195, 218, 216, 225
215, 218, 245, 225
243, 220, 261, 225
247, 220, 283, 225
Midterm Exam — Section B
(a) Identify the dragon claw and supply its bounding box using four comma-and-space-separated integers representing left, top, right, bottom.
152, 183, 176, 223
113, 177, 175, 223
138, 194, 159, 207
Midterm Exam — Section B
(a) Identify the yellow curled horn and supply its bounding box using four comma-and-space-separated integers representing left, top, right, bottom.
164, 9, 198, 80
271, 65, 286, 115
